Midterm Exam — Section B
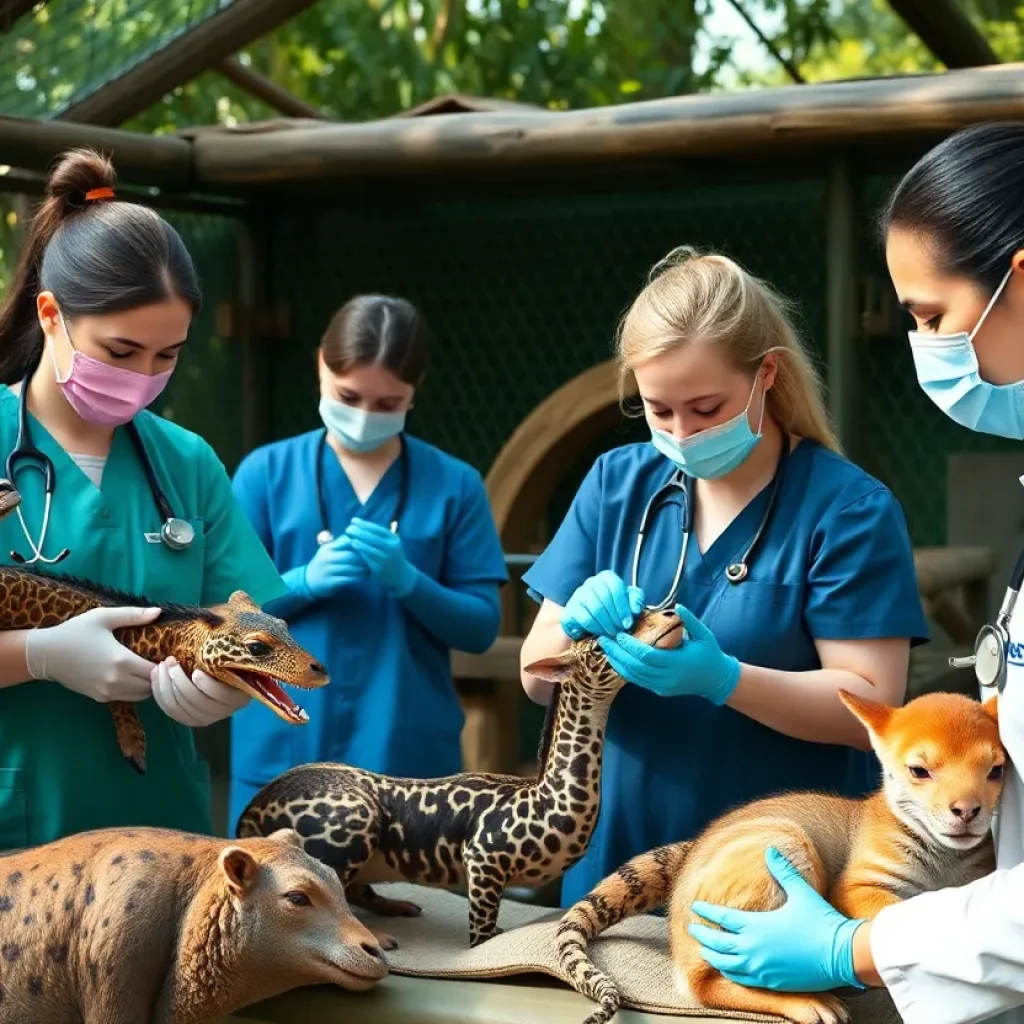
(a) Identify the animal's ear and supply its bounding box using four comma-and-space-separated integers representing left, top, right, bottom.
219, 846, 259, 897
524, 648, 575, 684
838, 690, 895, 737
228, 590, 260, 613
267, 828, 304, 849
982, 695, 999, 725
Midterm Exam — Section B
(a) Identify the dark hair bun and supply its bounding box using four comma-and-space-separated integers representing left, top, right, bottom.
46, 147, 118, 214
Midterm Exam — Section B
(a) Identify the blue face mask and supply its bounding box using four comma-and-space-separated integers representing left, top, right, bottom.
319, 395, 406, 453
650, 373, 766, 480
908, 266, 1024, 439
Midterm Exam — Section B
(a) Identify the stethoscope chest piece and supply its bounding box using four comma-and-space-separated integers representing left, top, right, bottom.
725, 562, 748, 584
160, 517, 195, 551
974, 624, 1007, 691
316, 528, 333, 546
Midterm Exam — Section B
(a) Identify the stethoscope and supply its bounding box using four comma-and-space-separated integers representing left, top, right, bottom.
631, 433, 790, 611
6, 374, 194, 565
314, 428, 409, 544
949, 544, 1024, 694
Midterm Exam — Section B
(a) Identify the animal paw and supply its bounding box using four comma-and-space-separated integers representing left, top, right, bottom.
370, 929, 399, 952
786, 994, 850, 1024
373, 896, 422, 917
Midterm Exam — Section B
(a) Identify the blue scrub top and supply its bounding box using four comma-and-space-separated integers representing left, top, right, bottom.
522, 438, 929, 907
0, 386, 288, 848
227, 429, 508, 828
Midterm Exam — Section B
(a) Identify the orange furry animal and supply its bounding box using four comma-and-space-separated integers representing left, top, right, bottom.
556, 690, 1006, 1024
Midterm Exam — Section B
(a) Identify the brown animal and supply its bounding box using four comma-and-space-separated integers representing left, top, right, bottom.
0, 564, 329, 773
556, 690, 1006, 1024
0, 825, 389, 1023
236, 608, 684, 949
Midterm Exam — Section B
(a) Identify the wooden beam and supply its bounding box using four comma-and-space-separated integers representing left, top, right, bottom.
888, 0, 999, 69
0, 0, 40, 33
55, 0, 322, 127
0, 114, 193, 190
189, 62, 1024, 186
215, 57, 324, 120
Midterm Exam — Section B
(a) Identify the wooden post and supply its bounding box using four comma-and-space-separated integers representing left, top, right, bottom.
888, 0, 1000, 69
215, 58, 325, 121
55, 0, 323, 126
826, 158, 858, 454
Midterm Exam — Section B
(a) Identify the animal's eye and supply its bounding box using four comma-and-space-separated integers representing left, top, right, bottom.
908, 765, 931, 780
990, 764, 1005, 781
246, 641, 272, 657
283, 891, 311, 907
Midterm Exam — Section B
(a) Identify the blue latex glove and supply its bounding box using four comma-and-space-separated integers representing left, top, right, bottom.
560, 570, 645, 641
303, 533, 368, 600
347, 517, 418, 598
597, 603, 740, 704
688, 847, 865, 992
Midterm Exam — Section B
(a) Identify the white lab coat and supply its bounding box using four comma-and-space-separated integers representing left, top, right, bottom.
869, 614, 1024, 1024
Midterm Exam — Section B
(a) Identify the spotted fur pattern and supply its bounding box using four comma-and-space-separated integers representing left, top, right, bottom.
237, 609, 684, 948
0, 565, 329, 774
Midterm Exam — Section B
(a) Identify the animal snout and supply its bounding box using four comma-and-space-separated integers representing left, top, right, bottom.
361, 941, 385, 960
950, 800, 982, 823
312, 660, 327, 675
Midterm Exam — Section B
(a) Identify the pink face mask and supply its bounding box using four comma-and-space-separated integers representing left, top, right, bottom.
50, 312, 173, 427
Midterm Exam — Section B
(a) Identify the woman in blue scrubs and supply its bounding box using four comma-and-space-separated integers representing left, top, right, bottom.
0, 149, 287, 848
520, 247, 929, 907
228, 293, 508, 827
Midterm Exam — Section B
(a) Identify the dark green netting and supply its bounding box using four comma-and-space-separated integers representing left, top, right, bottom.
0, 0, 229, 120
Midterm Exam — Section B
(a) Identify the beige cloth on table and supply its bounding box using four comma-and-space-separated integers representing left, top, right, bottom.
352, 882, 903, 1023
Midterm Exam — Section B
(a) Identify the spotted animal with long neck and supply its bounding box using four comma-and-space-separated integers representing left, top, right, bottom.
236, 608, 684, 949
0, 561, 329, 775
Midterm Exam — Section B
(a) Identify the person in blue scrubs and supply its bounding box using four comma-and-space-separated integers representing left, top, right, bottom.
0, 149, 287, 848
228, 293, 508, 827
519, 246, 929, 908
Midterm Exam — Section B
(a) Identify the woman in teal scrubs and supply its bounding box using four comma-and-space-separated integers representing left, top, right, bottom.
0, 149, 287, 849
227, 293, 507, 829
520, 247, 930, 908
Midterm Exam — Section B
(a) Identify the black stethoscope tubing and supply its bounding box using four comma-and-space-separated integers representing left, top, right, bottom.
6, 374, 193, 564
314, 428, 409, 544
632, 433, 790, 610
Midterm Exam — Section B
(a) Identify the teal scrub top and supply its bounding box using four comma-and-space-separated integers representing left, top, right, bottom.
0, 385, 288, 850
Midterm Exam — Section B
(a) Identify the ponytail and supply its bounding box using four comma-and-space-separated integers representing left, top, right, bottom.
0, 147, 202, 386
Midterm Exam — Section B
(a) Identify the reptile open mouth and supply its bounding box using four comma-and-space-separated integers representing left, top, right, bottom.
229, 669, 310, 725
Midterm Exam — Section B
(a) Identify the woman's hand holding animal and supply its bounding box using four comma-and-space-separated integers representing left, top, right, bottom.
347, 517, 418, 597
560, 570, 645, 641
151, 657, 250, 727
303, 533, 367, 599
597, 603, 740, 704
689, 847, 865, 992
24, 605, 162, 702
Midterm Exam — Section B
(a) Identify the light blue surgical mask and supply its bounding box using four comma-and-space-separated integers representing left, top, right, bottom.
319, 395, 406, 453
650, 374, 766, 480
908, 266, 1024, 439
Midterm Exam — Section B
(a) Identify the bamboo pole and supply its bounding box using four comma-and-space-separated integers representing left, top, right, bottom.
190, 62, 1024, 185
0, 114, 193, 190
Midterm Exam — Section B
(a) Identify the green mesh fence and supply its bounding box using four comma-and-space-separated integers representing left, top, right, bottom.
268, 178, 829, 494
0, 0, 229, 120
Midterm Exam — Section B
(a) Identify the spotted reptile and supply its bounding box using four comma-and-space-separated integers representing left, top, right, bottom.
236, 608, 684, 948
0, 478, 329, 774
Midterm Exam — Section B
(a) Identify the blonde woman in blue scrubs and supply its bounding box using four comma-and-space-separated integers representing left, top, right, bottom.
0, 149, 287, 848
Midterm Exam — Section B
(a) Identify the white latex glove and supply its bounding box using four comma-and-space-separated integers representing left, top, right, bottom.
150, 657, 250, 727
24, 605, 161, 703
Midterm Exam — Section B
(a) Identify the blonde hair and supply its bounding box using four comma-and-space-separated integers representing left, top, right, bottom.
615, 246, 841, 453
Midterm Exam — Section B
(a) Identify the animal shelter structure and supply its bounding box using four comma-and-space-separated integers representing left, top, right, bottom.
2, 61, 1023, 783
